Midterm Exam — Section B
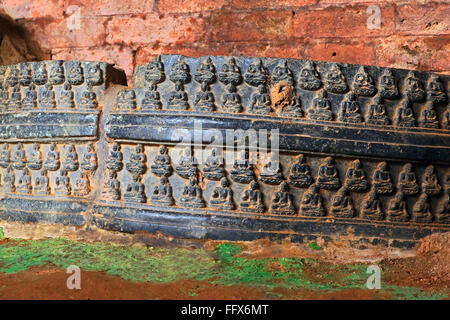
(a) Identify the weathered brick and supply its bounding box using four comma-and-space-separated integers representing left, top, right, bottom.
20, 17, 106, 50
397, 3, 450, 36
52, 45, 135, 77
106, 14, 209, 48
375, 35, 450, 72
2, 0, 65, 19
135, 43, 234, 66
300, 40, 376, 65
65, 0, 155, 16
231, 0, 316, 9
158, 0, 227, 13
292, 5, 395, 38
210, 11, 294, 42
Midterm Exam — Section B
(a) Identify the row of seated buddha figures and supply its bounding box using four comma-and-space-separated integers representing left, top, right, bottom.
99, 142, 450, 223
0, 61, 103, 110
0, 142, 98, 197
114, 56, 449, 129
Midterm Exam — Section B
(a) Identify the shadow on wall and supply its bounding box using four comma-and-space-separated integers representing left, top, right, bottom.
0, 10, 47, 65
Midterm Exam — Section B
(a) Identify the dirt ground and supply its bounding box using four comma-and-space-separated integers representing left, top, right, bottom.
0, 266, 394, 300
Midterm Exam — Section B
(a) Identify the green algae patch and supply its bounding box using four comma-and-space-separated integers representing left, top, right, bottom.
308, 242, 322, 250
0, 238, 215, 283
0, 228, 4, 240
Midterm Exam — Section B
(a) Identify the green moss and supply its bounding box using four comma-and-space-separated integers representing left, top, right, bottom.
0, 228, 4, 240
308, 242, 322, 250
0, 238, 215, 283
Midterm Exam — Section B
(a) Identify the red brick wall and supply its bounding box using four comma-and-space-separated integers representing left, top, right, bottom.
2, 0, 449, 82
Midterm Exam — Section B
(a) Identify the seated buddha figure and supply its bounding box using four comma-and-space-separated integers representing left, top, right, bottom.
22, 84, 37, 109
63, 144, 79, 172
412, 192, 433, 223
298, 61, 321, 91
175, 147, 198, 179
316, 157, 340, 190
418, 101, 439, 128
442, 108, 450, 130
0, 144, 10, 168
81, 143, 98, 172
378, 69, 398, 99
150, 145, 172, 177
271, 182, 296, 215
352, 66, 376, 97
339, 93, 362, 123
330, 185, 354, 218
44, 143, 60, 171
244, 59, 268, 87
106, 143, 123, 173
126, 144, 147, 175
288, 154, 312, 188
141, 84, 162, 110
404, 71, 425, 102
386, 187, 409, 222
345, 159, 368, 192
394, 98, 416, 127
230, 150, 256, 184
59, 84, 75, 109
27, 143, 42, 171
361, 189, 383, 220
426, 75, 447, 104
86, 63, 103, 86
222, 84, 243, 113
39, 84, 56, 108
436, 186, 450, 224
194, 82, 215, 112
398, 163, 419, 195
300, 184, 325, 217
0, 84, 7, 108
74, 172, 91, 197
79, 89, 98, 109
203, 148, 224, 180
240, 180, 265, 213
307, 89, 333, 121
102, 170, 120, 200
210, 177, 234, 210
167, 83, 189, 110
8, 86, 21, 109
2, 165, 15, 193
259, 154, 284, 185
17, 168, 32, 195
19, 63, 32, 87
34, 169, 50, 195
48, 60, 65, 85
151, 176, 174, 206
32, 62, 47, 85
67, 61, 84, 86
180, 176, 205, 208
55, 170, 71, 196
116, 89, 136, 110
366, 95, 390, 125
249, 84, 272, 115
12, 143, 26, 170
324, 63, 348, 94
124, 174, 146, 203
372, 161, 394, 194
421, 165, 441, 195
